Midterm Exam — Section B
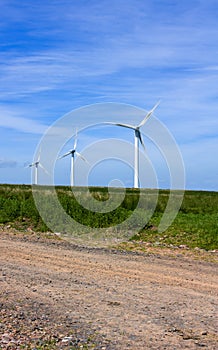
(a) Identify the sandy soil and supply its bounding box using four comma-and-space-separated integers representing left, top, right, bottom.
0, 231, 217, 349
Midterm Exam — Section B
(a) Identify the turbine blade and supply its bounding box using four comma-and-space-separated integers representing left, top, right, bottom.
115, 123, 136, 130
136, 130, 146, 150
138, 131, 146, 150
103, 122, 136, 130
58, 150, 72, 159
75, 152, 89, 164
37, 147, 41, 162
138, 101, 160, 128
38, 162, 49, 175
73, 128, 78, 149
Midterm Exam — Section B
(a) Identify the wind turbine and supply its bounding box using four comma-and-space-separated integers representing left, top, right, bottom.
58, 130, 88, 187
27, 150, 48, 185
106, 101, 160, 188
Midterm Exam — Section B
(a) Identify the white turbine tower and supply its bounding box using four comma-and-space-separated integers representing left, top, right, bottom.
106, 101, 160, 188
59, 131, 88, 187
27, 151, 48, 185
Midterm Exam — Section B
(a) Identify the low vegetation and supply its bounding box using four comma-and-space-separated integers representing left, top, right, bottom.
0, 184, 217, 250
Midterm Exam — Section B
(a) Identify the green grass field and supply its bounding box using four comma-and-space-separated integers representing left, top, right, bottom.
0, 184, 217, 250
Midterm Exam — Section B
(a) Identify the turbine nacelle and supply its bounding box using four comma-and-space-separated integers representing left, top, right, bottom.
28, 161, 39, 168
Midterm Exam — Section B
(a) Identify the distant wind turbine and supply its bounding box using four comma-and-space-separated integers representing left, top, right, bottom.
106, 101, 160, 188
58, 130, 88, 187
27, 150, 48, 185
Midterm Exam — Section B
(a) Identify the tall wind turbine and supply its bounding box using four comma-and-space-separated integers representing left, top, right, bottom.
59, 131, 88, 187
27, 151, 48, 185
106, 101, 160, 188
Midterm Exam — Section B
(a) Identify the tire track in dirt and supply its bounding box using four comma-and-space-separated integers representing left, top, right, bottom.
0, 233, 217, 349
1, 238, 217, 294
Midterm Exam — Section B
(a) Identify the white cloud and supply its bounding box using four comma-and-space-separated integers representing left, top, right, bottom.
0, 107, 47, 134
0, 159, 17, 168
0, 0, 217, 189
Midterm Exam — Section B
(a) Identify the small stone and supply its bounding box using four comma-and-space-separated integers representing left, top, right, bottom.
194, 341, 207, 347
1, 333, 14, 343
62, 336, 73, 343
54, 232, 61, 237
201, 331, 208, 336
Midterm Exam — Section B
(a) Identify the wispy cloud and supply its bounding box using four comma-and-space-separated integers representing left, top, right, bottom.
0, 159, 17, 168
1, 1, 218, 97
0, 0, 217, 189
0, 107, 47, 134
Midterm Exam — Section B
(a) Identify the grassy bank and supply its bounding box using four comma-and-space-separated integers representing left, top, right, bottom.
0, 184, 217, 250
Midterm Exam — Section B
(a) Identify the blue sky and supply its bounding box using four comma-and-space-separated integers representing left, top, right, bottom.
0, 0, 217, 190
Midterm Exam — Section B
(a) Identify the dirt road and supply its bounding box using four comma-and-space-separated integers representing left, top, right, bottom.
0, 232, 217, 349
